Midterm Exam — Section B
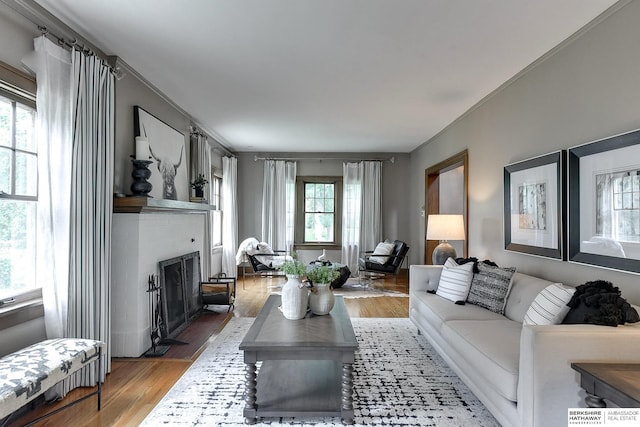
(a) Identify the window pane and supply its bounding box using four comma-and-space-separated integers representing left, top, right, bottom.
212, 210, 222, 246
304, 213, 333, 242
325, 198, 334, 212
15, 105, 36, 152
623, 176, 632, 192
623, 193, 632, 210
315, 183, 324, 198
305, 183, 314, 198
0, 147, 10, 193
615, 177, 623, 193
614, 194, 622, 210
315, 199, 325, 212
324, 184, 334, 198
0, 199, 36, 297
0, 97, 11, 148
15, 152, 37, 197
634, 174, 639, 192
305, 198, 314, 212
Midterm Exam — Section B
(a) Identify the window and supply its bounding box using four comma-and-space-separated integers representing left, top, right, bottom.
0, 91, 37, 300
211, 170, 222, 246
295, 176, 342, 247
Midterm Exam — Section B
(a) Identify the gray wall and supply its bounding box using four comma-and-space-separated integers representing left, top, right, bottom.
237, 152, 411, 263
0, 4, 37, 70
114, 73, 193, 195
409, 1, 640, 304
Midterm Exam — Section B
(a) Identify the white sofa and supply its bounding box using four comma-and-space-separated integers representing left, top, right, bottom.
409, 264, 640, 427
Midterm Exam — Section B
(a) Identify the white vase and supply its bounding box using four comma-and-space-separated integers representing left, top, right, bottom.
280, 275, 309, 320
309, 282, 335, 315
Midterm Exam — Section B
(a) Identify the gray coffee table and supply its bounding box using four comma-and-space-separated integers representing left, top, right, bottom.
239, 295, 358, 424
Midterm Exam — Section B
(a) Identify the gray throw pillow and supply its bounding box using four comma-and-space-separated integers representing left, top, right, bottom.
467, 263, 516, 315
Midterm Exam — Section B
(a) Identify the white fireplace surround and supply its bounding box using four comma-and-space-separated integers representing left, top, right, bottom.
111, 212, 207, 357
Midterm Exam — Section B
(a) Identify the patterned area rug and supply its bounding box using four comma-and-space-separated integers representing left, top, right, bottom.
141, 318, 499, 427
272, 279, 408, 299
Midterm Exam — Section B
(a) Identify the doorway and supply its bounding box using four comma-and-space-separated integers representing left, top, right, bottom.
425, 150, 469, 264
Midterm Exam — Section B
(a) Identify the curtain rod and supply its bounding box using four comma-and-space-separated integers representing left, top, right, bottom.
3, 0, 107, 59
254, 155, 395, 163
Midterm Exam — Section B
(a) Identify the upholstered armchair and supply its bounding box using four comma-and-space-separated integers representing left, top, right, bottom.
358, 240, 409, 283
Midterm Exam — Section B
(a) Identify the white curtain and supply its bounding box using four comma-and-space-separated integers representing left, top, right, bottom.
221, 156, 238, 276
191, 132, 212, 279
361, 161, 382, 251
27, 38, 114, 398
341, 161, 382, 273
261, 160, 296, 252
65, 48, 115, 392
342, 163, 362, 274
27, 36, 73, 339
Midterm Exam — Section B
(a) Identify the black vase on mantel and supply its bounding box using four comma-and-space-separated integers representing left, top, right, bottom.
130, 159, 153, 197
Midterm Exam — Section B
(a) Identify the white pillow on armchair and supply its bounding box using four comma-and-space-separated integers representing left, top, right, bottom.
369, 241, 396, 264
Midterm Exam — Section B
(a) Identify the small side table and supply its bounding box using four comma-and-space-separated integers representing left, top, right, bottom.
571, 362, 640, 408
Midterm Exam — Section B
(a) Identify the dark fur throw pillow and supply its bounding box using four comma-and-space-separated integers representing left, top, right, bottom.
562, 280, 640, 327
454, 257, 498, 274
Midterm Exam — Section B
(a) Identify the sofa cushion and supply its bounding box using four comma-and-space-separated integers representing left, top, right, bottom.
467, 263, 516, 314
523, 283, 575, 325
435, 258, 474, 303
412, 292, 504, 332
504, 273, 556, 323
442, 319, 522, 402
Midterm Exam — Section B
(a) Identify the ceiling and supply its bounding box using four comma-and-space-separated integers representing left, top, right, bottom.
35, 0, 619, 153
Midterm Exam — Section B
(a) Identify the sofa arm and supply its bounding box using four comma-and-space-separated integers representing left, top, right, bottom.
409, 265, 442, 293
518, 322, 640, 427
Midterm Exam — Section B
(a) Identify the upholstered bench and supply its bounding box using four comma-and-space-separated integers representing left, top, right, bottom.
0, 338, 104, 425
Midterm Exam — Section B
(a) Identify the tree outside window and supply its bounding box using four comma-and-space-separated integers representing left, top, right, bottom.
295, 176, 342, 247
0, 93, 37, 299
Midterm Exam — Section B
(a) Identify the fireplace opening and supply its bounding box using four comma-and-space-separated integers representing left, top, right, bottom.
158, 251, 202, 339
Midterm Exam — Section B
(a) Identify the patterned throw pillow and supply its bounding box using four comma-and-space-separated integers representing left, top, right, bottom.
435, 258, 474, 304
523, 283, 575, 326
467, 263, 516, 314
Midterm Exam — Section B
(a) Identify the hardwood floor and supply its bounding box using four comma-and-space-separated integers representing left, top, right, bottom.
10, 273, 409, 427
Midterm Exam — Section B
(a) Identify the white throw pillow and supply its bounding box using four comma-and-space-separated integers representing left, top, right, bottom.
435, 258, 474, 303
369, 241, 395, 264
523, 283, 576, 326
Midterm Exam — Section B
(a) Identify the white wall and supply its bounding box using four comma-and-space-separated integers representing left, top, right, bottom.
409, 1, 640, 303
111, 213, 206, 357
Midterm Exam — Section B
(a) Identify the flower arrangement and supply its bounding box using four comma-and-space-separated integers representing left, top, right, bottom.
306, 265, 339, 285
190, 174, 208, 190
279, 259, 307, 277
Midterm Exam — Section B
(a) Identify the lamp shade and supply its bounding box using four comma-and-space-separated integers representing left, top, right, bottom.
426, 214, 465, 241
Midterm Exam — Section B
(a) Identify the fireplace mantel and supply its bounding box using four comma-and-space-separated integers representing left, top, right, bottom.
113, 196, 215, 213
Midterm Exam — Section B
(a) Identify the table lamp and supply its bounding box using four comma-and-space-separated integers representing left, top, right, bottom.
426, 214, 465, 265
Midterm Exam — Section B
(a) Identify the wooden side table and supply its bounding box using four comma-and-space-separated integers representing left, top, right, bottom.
571, 363, 640, 408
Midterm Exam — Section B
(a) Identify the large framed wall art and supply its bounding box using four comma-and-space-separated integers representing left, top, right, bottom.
504, 151, 566, 260
568, 129, 640, 273
134, 106, 189, 201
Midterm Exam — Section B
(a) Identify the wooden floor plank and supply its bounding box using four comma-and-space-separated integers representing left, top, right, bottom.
9, 272, 409, 426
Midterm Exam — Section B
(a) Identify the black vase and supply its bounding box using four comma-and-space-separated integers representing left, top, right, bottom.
195, 188, 204, 198
131, 159, 153, 197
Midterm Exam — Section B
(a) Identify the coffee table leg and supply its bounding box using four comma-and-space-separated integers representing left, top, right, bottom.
341, 362, 354, 425
244, 362, 257, 424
